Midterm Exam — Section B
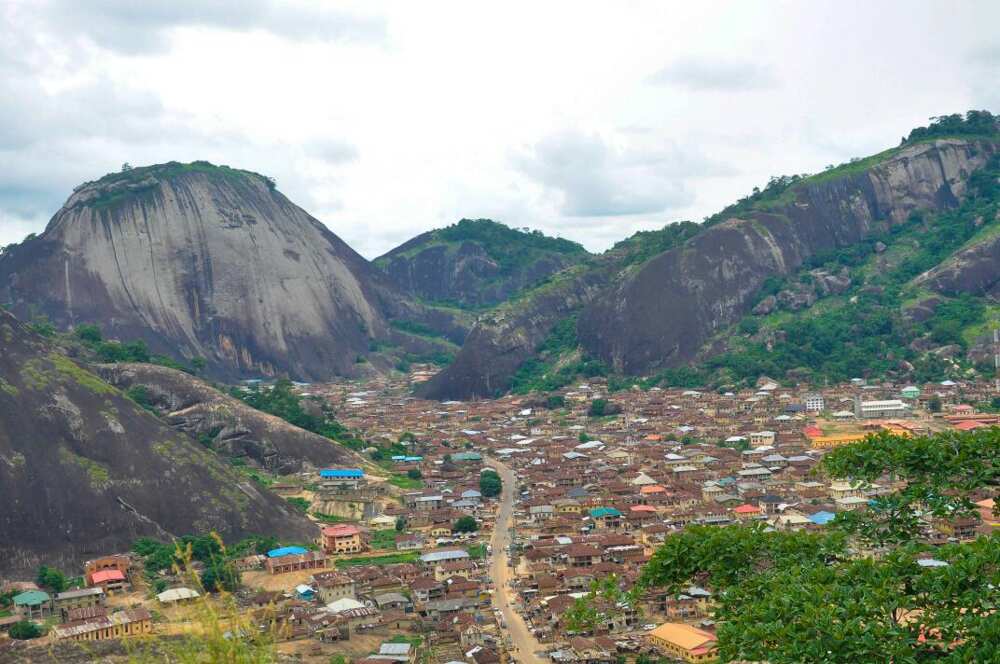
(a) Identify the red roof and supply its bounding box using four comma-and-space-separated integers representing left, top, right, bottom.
954, 420, 985, 431
322, 525, 361, 537
91, 569, 125, 584
630, 505, 657, 512
803, 425, 823, 438
733, 504, 761, 514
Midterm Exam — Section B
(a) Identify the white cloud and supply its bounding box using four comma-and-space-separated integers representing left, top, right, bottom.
1, 1, 999, 256
513, 130, 694, 217
647, 57, 776, 91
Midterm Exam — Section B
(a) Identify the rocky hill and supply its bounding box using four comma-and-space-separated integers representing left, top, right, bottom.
0, 309, 315, 574
96, 362, 365, 474
375, 219, 588, 308
421, 112, 1000, 398
0, 161, 462, 381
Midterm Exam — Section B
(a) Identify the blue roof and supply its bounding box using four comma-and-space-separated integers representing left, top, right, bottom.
809, 511, 836, 525
267, 546, 308, 558
320, 468, 364, 479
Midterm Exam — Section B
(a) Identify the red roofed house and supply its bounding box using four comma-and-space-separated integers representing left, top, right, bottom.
89, 569, 129, 594
85, 555, 131, 593
803, 425, 823, 438
322, 525, 364, 555
732, 504, 761, 520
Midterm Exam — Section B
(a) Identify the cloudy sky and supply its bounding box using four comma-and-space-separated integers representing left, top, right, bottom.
2, 1, 998, 258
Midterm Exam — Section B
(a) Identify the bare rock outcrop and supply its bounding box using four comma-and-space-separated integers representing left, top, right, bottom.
97, 362, 363, 473
0, 310, 314, 575
0, 162, 420, 381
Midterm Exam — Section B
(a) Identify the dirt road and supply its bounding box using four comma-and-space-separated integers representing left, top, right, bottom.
487, 457, 547, 663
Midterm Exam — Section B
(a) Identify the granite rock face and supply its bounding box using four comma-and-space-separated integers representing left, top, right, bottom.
577, 138, 997, 374
423, 138, 997, 398
96, 362, 364, 474
0, 163, 410, 381
0, 309, 315, 574
375, 219, 588, 308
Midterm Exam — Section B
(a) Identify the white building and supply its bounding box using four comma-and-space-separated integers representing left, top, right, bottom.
858, 399, 910, 419
804, 394, 825, 413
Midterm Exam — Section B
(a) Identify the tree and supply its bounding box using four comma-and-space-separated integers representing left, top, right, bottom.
36, 565, 67, 593
9, 620, 42, 640
452, 516, 479, 533
638, 429, 1000, 663
395, 516, 407, 532
928, 395, 943, 412
479, 470, 502, 498
74, 323, 102, 345
190, 357, 207, 374
563, 575, 636, 634
200, 562, 241, 593
546, 394, 566, 409
407, 468, 422, 480
588, 398, 608, 417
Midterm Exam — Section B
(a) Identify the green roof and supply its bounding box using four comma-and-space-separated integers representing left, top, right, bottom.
452, 452, 482, 461
13, 590, 50, 605
589, 507, 622, 518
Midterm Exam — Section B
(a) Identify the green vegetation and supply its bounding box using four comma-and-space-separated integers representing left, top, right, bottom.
36, 565, 68, 593
610, 220, 703, 267
388, 474, 423, 489
452, 515, 479, 533
466, 543, 487, 559
368, 529, 398, 550
69, 323, 202, 374
637, 428, 1000, 663
389, 319, 445, 339
704, 153, 1000, 386
232, 379, 365, 451
334, 552, 419, 568
86, 160, 276, 210
563, 575, 636, 634
510, 315, 611, 394
479, 469, 502, 498
285, 497, 310, 512
126, 385, 157, 412
903, 109, 998, 144
9, 620, 42, 640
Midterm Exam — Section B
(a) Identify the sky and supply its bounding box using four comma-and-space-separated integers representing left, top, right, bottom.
1, 1, 999, 259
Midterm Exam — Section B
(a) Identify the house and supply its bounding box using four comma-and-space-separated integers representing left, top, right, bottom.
373, 592, 412, 613
396, 534, 425, 551
319, 468, 366, 491
89, 569, 129, 594
419, 549, 469, 567
52, 607, 152, 642
376, 641, 415, 663
265, 550, 328, 575
13, 590, 50, 619
858, 399, 910, 418
589, 507, 622, 529
84, 555, 131, 589
52, 587, 106, 620
322, 524, 364, 555
157, 587, 199, 604
647, 622, 718, 662
804, 394, 825, 413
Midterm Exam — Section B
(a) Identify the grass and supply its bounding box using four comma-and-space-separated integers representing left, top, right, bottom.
334, 552, 419, 568
466, 543, 487, 559
388, 474, 424, 490
369, 530, 399, 550
311, 513, 355, 524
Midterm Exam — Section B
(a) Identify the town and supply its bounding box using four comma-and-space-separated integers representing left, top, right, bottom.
2, 368, 997, 663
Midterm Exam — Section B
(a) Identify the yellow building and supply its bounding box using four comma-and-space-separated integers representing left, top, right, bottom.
647, 622, 718, 663
52, 608, 152, 642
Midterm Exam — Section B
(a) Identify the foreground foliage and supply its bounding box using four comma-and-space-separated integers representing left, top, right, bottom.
636, 428, 1000, 663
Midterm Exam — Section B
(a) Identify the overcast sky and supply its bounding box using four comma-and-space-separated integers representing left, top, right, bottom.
2, 1, 998, 258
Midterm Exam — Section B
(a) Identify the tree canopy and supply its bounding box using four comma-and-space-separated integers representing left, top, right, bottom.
636, 428, 1000, 663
